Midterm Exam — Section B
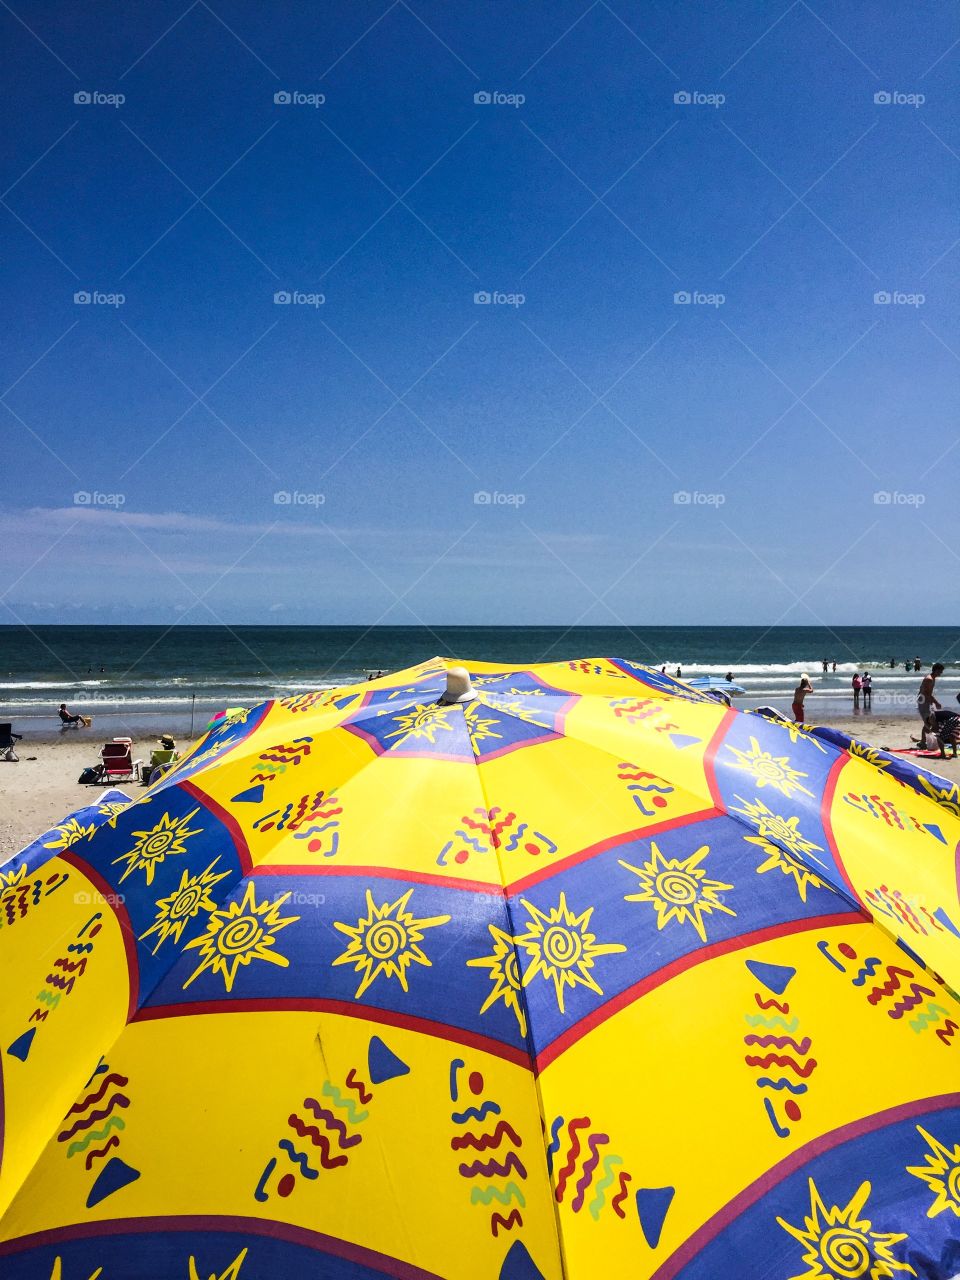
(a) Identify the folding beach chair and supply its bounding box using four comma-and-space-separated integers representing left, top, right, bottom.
0, 722, 22, 762
99, 740, 135, 782
136, 747, 179, 785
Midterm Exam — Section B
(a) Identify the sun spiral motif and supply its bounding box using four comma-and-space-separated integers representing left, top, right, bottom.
655, 869, 699, 906
907, 1125, 960, 1219
112, 808, 203, 885
217, 915, 261, 956
468, 923, 528, 1037
366, 919, 407, 959
139, 858, 230, 954
731, 796, 826, 901
42, 817, 95, 851
725, 737, 814, 800
513, 892, 625, 1014
819, 1227, 872, 1276
170, 883, 205, 919
777, 1178, 914, 1280
620, 843, 735, 944
333, 888, 450, 998
182, 881, 299, 993
542, 925, 582, 967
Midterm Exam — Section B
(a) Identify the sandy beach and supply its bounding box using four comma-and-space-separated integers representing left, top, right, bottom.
2, 711, 956, 862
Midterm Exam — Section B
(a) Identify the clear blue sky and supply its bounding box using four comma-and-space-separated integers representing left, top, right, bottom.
1, 0, 957, 626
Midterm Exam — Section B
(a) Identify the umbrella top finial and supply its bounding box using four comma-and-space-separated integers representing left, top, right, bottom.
439, 665, 476, 705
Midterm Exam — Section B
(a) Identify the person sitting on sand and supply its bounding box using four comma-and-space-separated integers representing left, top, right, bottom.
916, 663, 944, 733
58, 703, 87, 726
918, 714, 940, 753
931, 708, 960, 759
792, 674, 813, 723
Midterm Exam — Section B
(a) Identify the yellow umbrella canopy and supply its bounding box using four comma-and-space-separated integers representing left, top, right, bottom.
1, 656, 959, 1280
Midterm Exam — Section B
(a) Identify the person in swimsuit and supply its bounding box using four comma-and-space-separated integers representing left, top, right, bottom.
917, 663, 944, 733
792, 674, 813, 723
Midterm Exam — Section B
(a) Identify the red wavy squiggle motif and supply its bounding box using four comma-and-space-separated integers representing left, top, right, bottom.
83, 1135, 121, 1170
450, 1121, 521, 1152
572, 1132, 609, 1212
754, 995, 790, 1013
611, 1170, 633, 1219
743, 1034, 812, 1053
937, 1020, 958, 1045
45, 973, 77, 995
68, 1073, 128, 1115
458, 1153, 527, 1179
888, 983, 937, 1019
554, 1117, 591, 1202
345, 1068, 372, 1105
744, 1054, 818, 1077
58, 1094, 130, 1141
867, 966, 914, 1003
302, 1099, 362, 1149
490, 1210, 523, 1236
286, 1116, 349, 1168
53, 957, 88, 975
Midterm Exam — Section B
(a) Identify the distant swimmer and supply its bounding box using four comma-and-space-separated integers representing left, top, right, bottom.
914, 656, 922, 672
821, 658, 828, 673
793, 674, 813, 723
831, 660, 837, 673
725, 671, 734, 682
675, 667, 682, 678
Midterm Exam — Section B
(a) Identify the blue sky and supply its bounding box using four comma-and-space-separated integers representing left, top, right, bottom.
1, 0, 957, 626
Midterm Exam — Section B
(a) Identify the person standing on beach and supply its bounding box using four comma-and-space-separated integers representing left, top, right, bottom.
914, 656, 922, 672
851, 672, 862, 709
832, 660, 837, 673
862, 671, 872, 708
793, 674, 813, 723
821, 658, 828, 673
917, 664, 944, 733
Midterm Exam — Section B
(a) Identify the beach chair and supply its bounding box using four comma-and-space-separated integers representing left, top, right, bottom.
0, 722, 22, 762
99, 740, 135, 782
136, 747, 179, 785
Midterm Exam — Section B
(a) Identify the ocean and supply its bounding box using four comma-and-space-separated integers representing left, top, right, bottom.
1, 625, 957, 739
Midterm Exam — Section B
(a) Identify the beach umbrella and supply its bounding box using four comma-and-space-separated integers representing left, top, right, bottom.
685, 675, 746, 696
1, 656, 959, 1280
204, 706, 247, 732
